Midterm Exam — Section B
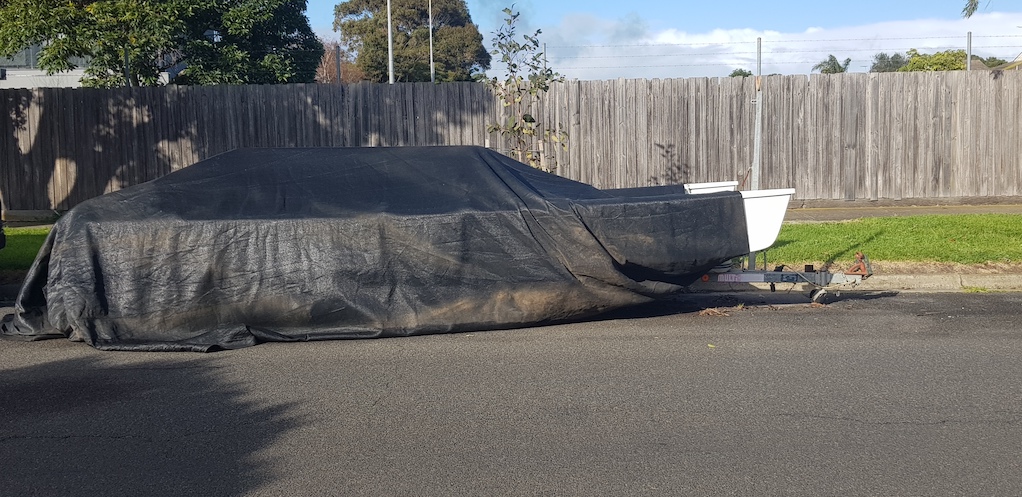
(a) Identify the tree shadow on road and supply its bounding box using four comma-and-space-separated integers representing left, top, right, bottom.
0, 355, 302, 496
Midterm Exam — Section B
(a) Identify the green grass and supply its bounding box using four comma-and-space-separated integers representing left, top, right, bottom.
0, 227, 50, 271
767, 214, 1022, 266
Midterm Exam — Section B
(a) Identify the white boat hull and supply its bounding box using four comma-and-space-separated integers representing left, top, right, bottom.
739, 188, 796, 252
684, 182, 795, 252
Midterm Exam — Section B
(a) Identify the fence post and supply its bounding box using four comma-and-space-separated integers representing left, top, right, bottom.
335, 45, 342, 83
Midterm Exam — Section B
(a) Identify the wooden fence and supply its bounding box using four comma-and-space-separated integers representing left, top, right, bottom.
2, 71, 1021, 212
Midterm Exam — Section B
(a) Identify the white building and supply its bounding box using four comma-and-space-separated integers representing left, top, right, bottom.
0, 45, 86, 89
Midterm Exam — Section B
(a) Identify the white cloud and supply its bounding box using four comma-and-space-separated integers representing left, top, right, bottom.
532, 12, 1022, 80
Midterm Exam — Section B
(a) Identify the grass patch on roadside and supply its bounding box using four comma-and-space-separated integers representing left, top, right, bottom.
0, 227, 49, 271
768, 214, 1022, 267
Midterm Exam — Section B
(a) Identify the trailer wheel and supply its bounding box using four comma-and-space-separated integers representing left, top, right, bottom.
810, 288, 827, 303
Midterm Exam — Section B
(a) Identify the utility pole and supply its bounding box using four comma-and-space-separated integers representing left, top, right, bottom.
387, 0, 395, 84
429, 0, 435, 83
967, 31, 973, 71
749, 37, 764, 270
752, 37, 762, 191
335, 44, 342, 83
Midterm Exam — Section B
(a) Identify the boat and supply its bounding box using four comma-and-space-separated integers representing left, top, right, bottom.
1, 146, 794, 351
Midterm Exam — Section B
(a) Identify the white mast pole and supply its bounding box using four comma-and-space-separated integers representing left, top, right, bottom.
429, 0, 435, 83
387, 0, 395, 84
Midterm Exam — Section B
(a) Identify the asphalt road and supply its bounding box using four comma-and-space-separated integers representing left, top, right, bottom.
3, 291, 1022, 496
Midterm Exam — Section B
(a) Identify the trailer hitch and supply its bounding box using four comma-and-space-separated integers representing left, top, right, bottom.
845, 251, 873, 278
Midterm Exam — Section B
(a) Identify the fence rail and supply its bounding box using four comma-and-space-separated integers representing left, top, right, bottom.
2, 71, 1021, 212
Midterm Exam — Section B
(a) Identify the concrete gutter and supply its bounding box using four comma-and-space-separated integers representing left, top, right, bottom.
687, 272, 1022, 294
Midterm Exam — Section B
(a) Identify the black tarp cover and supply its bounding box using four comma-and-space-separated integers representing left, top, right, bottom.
1, 147, 750, 351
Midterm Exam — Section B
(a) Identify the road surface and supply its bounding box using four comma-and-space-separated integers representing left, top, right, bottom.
2, 291, 1021, 496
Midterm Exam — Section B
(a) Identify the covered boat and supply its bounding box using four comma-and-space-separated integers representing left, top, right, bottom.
1, 146, 787, 351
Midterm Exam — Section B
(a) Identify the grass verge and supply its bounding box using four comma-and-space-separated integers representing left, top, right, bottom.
767, 214, 1022, 269
1, 227, 49, 283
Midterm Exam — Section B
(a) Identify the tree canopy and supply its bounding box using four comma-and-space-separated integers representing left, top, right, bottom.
869, 52, 908, 73
333, 0, 490, 82
316, 40, 366, 83
729, 68, 753, 77
899, 49, 967, 72
977, 55, 1009, 68
173, 0, 324, 85
0, 0, 324, 87
812, 55, 851, 74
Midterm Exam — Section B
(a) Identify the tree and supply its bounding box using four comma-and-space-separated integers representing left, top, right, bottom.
173, 0, 324, 85
729, 68, 752, 77
0, 0, 323, 88
481, 7, 564, 170
869, 52, 907, 73
316, 40, 367, 83
899, 49, 967, 72
812, 55, 851, 74
963, 0, 980, 17
333, 0, 490, 83
978, 55, 1008, 68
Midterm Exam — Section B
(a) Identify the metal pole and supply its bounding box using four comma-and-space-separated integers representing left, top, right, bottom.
749, 37, 764, 269
429, 0, 435, 83
752, 37, 762, 191
967, 31, 972, 71
387, 0, 395, 84
335, 44, 342, 83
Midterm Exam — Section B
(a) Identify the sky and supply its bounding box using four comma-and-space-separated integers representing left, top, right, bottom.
305, 0, 1022, 79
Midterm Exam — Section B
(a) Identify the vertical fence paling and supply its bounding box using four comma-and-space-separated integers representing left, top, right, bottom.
2, 72, 1022, 211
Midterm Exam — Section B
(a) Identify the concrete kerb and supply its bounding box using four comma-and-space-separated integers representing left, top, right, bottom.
687, 273, 1022, 294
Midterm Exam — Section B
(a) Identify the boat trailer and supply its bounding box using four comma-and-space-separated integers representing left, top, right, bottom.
698, 251, 874, 302
680, 181, 872, 302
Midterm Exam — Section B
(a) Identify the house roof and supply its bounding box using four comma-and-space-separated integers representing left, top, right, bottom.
968, 59, 993, 70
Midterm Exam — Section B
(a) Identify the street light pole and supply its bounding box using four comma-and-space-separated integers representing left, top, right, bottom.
429, 0, 435, 83
967, 31, 972, 71
387, 0, 395, 84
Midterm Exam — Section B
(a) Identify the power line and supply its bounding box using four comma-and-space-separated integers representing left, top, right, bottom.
553, 45, 1022, 59
566, 61, 867, 69
548, 34, 1022, 49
